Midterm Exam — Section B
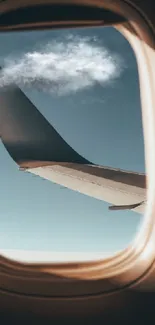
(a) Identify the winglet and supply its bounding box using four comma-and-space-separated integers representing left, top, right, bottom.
0, 85, 90, 166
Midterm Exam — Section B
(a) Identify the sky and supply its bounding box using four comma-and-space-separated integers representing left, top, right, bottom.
0, 26, 145, 262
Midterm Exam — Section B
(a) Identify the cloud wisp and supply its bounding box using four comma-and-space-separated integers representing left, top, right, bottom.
0, 35, 124, 95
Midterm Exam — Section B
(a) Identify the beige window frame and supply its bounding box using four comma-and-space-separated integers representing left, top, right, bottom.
0, 0, 155, 297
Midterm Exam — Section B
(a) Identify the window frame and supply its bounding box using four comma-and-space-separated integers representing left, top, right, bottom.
0, 0, 155, 296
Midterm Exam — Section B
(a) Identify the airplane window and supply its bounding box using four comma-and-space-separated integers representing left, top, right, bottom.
0, 27, 145, 263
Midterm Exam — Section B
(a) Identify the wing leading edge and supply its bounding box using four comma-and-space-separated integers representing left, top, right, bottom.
0, 85, 146, 214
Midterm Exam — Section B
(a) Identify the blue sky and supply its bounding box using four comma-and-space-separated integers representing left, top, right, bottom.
0, 27, 145, 262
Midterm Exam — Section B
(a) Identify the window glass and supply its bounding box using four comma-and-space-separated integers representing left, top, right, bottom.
0, 27, 145, 262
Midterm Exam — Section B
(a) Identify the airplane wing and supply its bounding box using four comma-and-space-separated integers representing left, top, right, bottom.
0, 84, 146, 214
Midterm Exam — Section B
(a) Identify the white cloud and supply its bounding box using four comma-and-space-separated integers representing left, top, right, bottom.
0, 35, 124, 96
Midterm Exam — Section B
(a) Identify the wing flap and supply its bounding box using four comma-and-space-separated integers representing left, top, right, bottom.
109, 201, 144, 211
